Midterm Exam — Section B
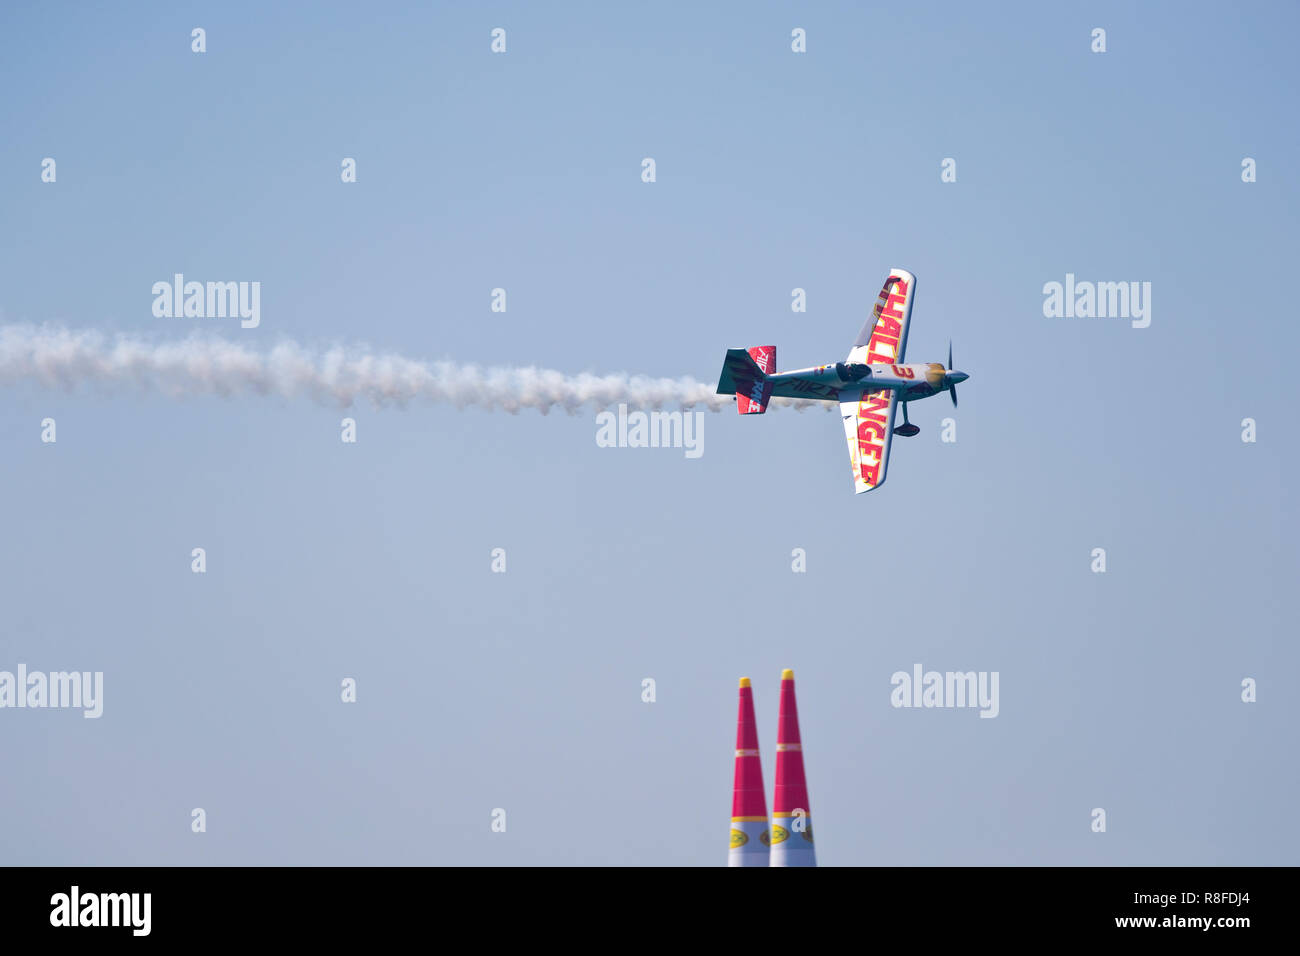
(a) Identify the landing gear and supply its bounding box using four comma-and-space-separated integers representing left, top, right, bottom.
893, 402, 920, 437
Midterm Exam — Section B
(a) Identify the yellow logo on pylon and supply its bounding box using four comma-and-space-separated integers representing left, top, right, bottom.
771, 825, 790, 844
759, 829, 771, 846
801, 825, 814, 844
730, 829, 748, 848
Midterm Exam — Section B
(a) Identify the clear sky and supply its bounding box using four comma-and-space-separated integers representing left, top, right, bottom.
1, 1, 1296, 865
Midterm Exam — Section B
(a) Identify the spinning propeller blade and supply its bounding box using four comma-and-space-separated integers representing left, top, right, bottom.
947, 340, 958, 407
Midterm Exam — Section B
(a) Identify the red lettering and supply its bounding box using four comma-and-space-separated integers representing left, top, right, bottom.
857, 402, 888, 425
857, 420, 886, 443
857, 445, 882, 484
873, 316, 901, 342
853, 392, 893, 486
865, 284, 909, 365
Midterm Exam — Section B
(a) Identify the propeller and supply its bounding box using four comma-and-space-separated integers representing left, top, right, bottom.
947, 340, 958, 407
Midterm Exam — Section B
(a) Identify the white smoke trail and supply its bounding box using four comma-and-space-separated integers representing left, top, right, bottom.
0, 324, 830, 413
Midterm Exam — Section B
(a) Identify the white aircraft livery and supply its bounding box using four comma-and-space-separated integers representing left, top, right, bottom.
716, 268, 970, 494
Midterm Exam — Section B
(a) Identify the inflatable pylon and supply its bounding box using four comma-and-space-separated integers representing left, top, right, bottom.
771, 669, 816, 866
729, 677, 770, 866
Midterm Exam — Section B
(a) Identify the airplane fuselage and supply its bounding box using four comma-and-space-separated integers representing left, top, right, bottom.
767, 362, 964, 403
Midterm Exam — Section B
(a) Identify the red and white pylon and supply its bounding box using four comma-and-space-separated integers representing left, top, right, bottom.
729, 677, 770, 866
771, 669, 816, 867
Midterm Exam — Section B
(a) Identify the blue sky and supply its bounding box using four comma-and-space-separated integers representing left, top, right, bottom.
1, 1, 1296, 865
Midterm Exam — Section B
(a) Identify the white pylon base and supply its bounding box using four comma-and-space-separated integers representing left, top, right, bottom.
728, 819, 771, 867
769, 815, 816, 867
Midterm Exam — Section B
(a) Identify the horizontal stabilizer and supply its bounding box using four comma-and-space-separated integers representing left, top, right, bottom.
717, 346, 777, 414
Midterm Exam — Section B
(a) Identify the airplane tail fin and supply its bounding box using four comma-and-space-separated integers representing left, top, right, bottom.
716, 346, 776, 414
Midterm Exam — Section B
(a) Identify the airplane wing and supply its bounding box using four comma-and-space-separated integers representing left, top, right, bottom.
839, 387, 897, 494
847, 268, 917, 366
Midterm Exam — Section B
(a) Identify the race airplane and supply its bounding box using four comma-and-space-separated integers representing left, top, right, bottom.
716, 268, 969, 494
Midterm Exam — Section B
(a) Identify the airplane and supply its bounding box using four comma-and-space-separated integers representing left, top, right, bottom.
715, 268, 969, 494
